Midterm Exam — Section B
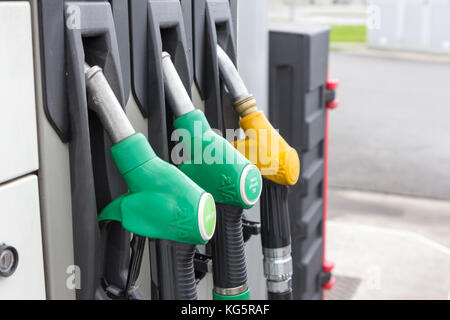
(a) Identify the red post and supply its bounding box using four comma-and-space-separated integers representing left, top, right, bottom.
322, 75, 339, 295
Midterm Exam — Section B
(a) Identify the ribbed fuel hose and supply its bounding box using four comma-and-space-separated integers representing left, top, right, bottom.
260, 179, 291, 249
173, 243, 198, 300
210, 204, 248, 297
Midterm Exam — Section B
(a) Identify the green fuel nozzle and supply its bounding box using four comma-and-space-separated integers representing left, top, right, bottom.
162, 53, 262, 209
84, 64, 216, 245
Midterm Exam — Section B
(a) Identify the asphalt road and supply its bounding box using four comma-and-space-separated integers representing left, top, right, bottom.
328, 52, 450, 200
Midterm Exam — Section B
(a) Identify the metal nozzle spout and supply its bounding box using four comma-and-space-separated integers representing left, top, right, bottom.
161, 52, 195, 118
216, 45, 249, 101
84, 63, 135, 144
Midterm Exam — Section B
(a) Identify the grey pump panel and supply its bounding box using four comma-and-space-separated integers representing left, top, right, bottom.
193, 0, 239, 132
39, 0, 133, 300
269, 24, 331, 300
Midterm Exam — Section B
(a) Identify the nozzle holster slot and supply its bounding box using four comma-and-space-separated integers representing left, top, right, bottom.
130, 0, 198, 300
130, 0, 192, 157
193, 0, 238, 133
194, 0, 251, 299
39, 1, 132, 300
39, 0, 130, 142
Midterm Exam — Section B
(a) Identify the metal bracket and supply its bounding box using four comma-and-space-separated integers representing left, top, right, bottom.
193, 0, 239, 133
242, 217, 261, 243
194, 252, 212, 279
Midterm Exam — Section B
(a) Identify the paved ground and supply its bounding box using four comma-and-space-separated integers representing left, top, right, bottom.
326, 188, 450, 300
325, 52, 450, 299
328, 51, 450, 200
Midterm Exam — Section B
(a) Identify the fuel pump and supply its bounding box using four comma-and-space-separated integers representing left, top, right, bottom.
161, 53, 263, 300
216, 46, 300, 300
84, 63, 217, 298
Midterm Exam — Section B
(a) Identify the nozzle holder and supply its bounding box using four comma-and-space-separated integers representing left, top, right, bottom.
38, 1, 133, 300
129, 0, 204, 300
39, 0, 130, 142
130, 0, 192, 158
193, 0, 239, 132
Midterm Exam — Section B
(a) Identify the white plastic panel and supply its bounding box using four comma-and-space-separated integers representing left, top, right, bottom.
0, 175, 46, 300
0, 2, 39, 184
430, 1, 450, 54
368, 0, 450, 54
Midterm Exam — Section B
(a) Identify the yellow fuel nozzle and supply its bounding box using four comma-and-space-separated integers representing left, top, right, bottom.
232, 96, 300, 186
216, 45, 300, 186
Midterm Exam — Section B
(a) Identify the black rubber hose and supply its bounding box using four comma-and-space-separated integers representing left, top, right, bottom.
260, 178, 293, 300
124, 235, 146, 299
210, 203, 247, 291
174, 242, 198, 300
268, 291, 293, 300
260, 179, 291, 250
151, 240, 197, 300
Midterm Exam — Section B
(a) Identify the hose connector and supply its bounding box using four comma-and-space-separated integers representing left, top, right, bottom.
263, 246, 293, 296
233, 95, 259, 118
263, 246, 293, 282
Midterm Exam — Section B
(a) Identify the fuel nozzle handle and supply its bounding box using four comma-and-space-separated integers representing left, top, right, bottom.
84, 63, 216, 245
161, 52, 262, 209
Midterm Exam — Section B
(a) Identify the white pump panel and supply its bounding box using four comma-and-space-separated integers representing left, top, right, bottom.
0, 2, 45, 299
0, 175, 46, 299
0, 2, 39, 184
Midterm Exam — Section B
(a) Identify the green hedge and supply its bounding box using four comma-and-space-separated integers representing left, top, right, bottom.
330, 25, 366, 42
